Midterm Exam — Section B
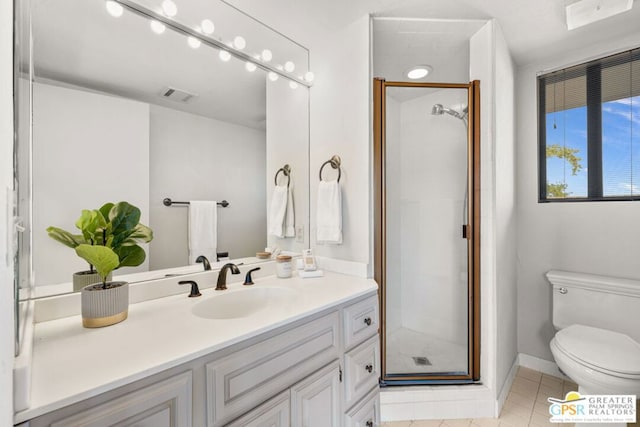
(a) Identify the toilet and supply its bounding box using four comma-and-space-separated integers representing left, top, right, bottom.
548, 270, 640, 427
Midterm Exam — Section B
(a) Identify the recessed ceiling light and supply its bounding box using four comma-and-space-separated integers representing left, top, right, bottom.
406, 65, 433, 80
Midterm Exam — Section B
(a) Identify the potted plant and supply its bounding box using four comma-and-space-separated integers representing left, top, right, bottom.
47, 201, 153, 291
48, 201, 153, 327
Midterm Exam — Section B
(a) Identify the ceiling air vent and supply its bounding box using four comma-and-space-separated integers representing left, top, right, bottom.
159, 86, 198, 103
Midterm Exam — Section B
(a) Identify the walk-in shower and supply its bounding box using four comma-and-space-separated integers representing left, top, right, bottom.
374, 79, 480, 384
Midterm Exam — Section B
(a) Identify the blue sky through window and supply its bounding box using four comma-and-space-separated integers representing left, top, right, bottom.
546, 95, 640, 198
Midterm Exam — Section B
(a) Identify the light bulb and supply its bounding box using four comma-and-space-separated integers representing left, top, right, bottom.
289, 81, 298, 89
304, 71, 315, 82
161, 0, 177, 17
105, 1, 123, 17
150, 20, 166, 34
284, 61, 295, 72
245, 62, 257, 72
261, 49, 273, 62
201, 19, 215, 35
268, 72, 278, 82
187, 37, 201, 49
219, 50, 231, 62
233, 36, 246, 50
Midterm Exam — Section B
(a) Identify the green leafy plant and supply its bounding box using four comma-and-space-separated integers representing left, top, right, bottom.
47, 201, 153, 285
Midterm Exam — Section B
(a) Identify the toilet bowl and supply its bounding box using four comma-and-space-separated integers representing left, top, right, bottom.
547, 270, 640, 427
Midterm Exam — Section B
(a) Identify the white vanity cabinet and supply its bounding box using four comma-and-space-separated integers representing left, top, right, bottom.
20, 282, 380, 427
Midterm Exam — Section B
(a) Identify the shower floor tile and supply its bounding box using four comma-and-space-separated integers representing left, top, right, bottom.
386, 327, 467, 374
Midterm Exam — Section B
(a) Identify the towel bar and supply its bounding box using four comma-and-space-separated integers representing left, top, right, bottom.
163, 198, 229, 207
319, 155, 341, 182
274, 164, 291, 187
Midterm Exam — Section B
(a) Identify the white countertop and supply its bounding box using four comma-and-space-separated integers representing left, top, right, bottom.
15, 271, 378, 423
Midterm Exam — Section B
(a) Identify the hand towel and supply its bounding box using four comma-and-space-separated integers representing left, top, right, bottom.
268, 185, 288, 238
316, 180, 342, 244
284, 185, 295, 237
188, 201, 217, 264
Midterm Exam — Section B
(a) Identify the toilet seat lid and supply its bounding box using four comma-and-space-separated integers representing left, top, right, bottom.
556, 325, 640, 376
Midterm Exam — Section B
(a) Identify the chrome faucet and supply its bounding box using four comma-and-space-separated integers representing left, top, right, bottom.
216, 263, 240, 290
196, 255, 211, 271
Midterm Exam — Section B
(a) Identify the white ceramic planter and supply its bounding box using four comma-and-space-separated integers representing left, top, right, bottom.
81, 281, 129, 328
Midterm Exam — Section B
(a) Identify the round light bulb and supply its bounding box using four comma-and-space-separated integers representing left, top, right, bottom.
150, 20, 166, 34
304, 71, 315, 82
187, 36, 201, 49
233, 36, 246, 50
201, 19, 215, 35
219, 50, 231, 62
289, 81, 298, 89
268, 72, 278, 82
284, 61, 295, 72
161, 0, 177, 17
105, 1, 124, 17
261, 49, 273, 62
245, 62, 257, 72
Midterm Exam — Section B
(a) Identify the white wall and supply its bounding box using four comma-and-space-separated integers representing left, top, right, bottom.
149, 105, 266, 268
0, 0, 14, 424
266, 75, 309, 253
469, 19, 517, 406
32, 82, 150, 285
516, 33, 640, 362
493, 22, 517, 398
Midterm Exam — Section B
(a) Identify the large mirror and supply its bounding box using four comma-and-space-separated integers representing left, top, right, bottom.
16, 0, 310, 299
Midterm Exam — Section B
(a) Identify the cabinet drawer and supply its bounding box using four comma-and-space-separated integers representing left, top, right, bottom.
226, 391, 289, 427
343, 295, 379, 350
206, 311, 340, 426
344, 335, 380, 410
32, 372, 192, 427
291, 360, 342, 427
344, 388, 380, 427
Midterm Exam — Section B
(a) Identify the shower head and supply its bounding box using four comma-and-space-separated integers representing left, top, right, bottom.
431, 103, 468, 121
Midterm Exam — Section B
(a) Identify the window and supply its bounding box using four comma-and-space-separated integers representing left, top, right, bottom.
538, 47, 640, 201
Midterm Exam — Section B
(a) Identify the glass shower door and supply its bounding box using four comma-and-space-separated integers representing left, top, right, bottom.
374, 79, 480, 384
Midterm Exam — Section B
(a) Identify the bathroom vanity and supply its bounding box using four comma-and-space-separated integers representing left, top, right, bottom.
15, 272, 380, 426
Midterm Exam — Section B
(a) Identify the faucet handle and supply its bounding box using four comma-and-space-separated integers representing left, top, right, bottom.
243, 267, 261, 286
179, 280, 201, 297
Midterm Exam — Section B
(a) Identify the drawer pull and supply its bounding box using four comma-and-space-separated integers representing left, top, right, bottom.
366, 421, 373, 427
364, 317, 372, 326
365, 364, 373, 373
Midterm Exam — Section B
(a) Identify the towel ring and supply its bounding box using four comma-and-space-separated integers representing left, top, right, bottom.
274, 164, 291, 187
319, 155, 341, 182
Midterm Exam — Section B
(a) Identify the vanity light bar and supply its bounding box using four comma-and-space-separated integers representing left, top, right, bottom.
113, 0, 312, 87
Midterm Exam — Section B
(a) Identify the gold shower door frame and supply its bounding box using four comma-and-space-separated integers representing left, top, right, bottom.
373, 79, 481, 383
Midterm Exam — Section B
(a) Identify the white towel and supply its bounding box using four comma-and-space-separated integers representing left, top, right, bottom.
284, 185, 295, 237
188, 201, 217, 264
316, 180, 342, 244
268, 185, 288, 238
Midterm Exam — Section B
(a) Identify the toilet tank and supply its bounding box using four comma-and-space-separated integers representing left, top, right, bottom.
547, 270, 640, 342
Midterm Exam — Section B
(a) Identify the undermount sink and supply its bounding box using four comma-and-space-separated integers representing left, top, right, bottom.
191, 287, 297, 320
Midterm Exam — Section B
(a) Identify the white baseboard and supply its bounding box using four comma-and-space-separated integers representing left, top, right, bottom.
517, 353, 568, 379
496, 357, 518, 414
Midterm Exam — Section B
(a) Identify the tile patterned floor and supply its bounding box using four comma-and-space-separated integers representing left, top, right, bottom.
381, 366, 640, 427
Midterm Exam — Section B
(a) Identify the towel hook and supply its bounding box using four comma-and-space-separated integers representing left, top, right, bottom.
274, 164, 291, 187
319, 155, 341, 182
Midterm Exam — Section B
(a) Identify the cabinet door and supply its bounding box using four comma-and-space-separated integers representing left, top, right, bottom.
291, 360, 341, 427
344, 388, 380, 427
226, 391, 290, 427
